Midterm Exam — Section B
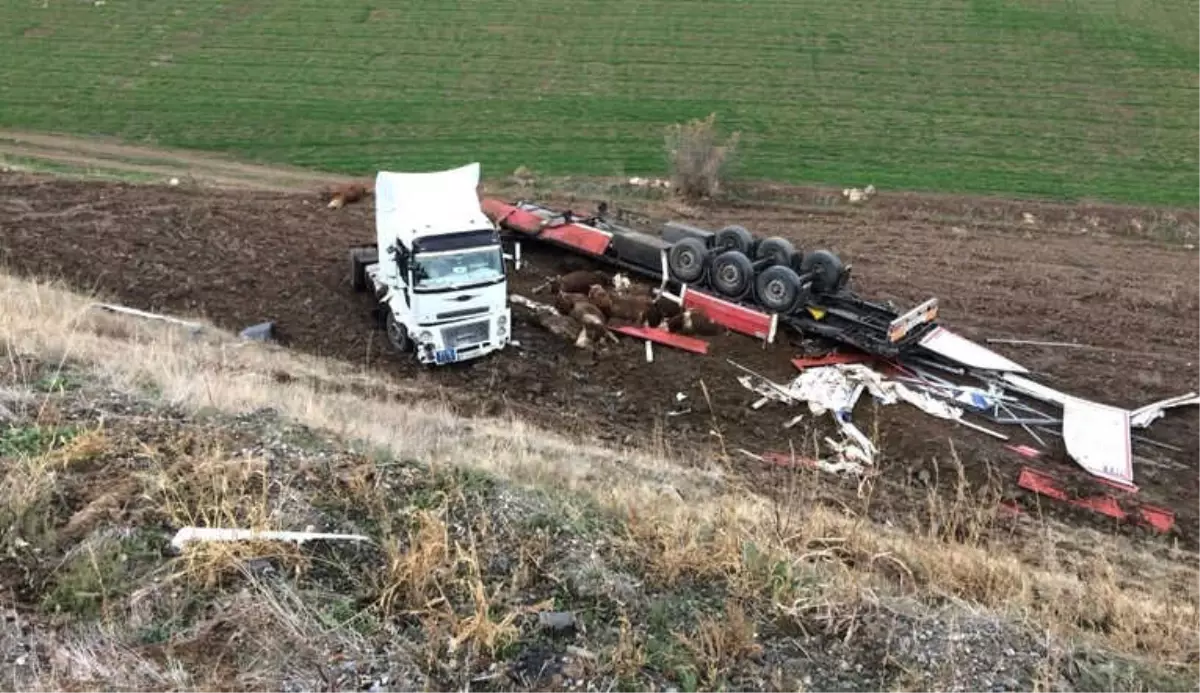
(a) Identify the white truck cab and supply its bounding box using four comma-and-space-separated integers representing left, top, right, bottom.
350, 163, 512, 366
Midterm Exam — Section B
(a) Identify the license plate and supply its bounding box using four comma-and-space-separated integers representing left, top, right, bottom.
435, 347, 458, 364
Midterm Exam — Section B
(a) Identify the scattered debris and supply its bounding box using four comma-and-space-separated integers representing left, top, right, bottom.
791, 353, 875, 370
627, 176, 671, 189
537, 611, 578, 633
737, 448, 865, 477
1061, 398, 1135, 488
1016, 467, 1174, 533
170, 526, 372, 551
90, 302, 203, 334
1004, 444, 1042, 459
842, 184, 876, 203
239, 321, 275, 342
919, 327, 1028, 373
1129, 392, 1200, 429
987, 337, 1098, 349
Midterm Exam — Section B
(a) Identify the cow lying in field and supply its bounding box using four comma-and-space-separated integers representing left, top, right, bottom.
326, 181, 373, 209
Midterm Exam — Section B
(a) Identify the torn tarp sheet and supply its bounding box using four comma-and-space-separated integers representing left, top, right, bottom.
1061, 398, 1135, 488
1129, 392, 1200, 429
919, 327, 1029, 374
1001, 373, 1138, 486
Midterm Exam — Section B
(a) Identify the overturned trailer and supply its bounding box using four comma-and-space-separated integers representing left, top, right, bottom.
481, 198, 945, 360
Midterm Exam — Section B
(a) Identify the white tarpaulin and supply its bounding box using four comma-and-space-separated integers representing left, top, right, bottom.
1129, 392, 1200, 429
771, 364, 983, 466
1060, 398, 1135, 487
920, 327, 1029, 373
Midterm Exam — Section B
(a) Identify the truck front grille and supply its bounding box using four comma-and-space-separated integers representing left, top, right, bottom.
441, 319, 489, 348
436, 306, 489, 321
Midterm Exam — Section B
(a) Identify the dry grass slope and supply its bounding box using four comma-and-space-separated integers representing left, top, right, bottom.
1, 271, 1197, 691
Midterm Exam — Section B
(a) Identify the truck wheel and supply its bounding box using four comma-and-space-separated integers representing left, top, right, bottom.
710, 250, 754, 298
788, 249, 806, 275
755, 236, 796, 268
384, 309, 411, 352
715, 225, 754, 255
350, 249, 368, 292
755, 265, 805, 314
801, 249, 846, 295
667, 237, 707, 284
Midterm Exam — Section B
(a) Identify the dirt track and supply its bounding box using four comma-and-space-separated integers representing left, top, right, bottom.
1, 171, 1197, 549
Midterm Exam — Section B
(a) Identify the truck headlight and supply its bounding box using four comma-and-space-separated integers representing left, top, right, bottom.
417, 330, 433, 344
497, 314, 508, 337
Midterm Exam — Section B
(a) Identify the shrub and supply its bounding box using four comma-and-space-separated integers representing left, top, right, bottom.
663, 113, 741, 200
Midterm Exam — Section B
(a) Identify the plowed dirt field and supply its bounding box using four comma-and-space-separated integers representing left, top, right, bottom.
2, 171, 1197, 550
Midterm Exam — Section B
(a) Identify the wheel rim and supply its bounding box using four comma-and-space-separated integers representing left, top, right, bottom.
765, 279, 787, 302
679, 251, 696, 270
719, 265, 739, 284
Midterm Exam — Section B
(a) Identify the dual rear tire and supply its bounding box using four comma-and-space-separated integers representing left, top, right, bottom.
665, 227, 845, 313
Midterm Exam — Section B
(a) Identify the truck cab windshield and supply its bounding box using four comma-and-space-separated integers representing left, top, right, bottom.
412, 246, 504, 292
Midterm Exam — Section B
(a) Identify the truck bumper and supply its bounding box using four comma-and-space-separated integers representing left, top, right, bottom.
413, 308, 512, 365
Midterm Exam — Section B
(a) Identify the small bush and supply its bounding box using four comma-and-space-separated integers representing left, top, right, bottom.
664, 113, 741, 200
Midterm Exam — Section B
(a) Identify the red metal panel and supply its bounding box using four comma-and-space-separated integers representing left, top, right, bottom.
481, 199, 544, 234
1017, 467, 1067, 500
611, 325, 709, 354
540, 223, 613, 256
1073, 495, 1128, 521
1138, 505, 1176, 533
482, 198, 613, 255
682, 289, 773, 340
760, 451, 820, 469
1016, 466, 1173, 532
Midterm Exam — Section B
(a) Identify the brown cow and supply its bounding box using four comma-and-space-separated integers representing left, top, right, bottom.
568, 300, 617, 348
553, 291, 591, 316
550, 270, 610, 295
666, 307, 720, 336
327, 181, 373, 209
587, 285, 662, 328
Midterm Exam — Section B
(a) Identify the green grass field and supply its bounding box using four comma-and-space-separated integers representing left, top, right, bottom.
2, 0, 1197, 205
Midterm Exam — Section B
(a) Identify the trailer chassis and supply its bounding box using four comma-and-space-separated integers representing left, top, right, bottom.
481, 198, 940, 359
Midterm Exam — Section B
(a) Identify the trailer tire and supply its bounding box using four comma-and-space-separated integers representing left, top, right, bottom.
801, 249, 846, 295
755, 265, 805, 314
667, 237, 707, 284
715, 225, 754, 255
788, 249, 806, 275
755, 236, 796, 268
710, 250, 754, 298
